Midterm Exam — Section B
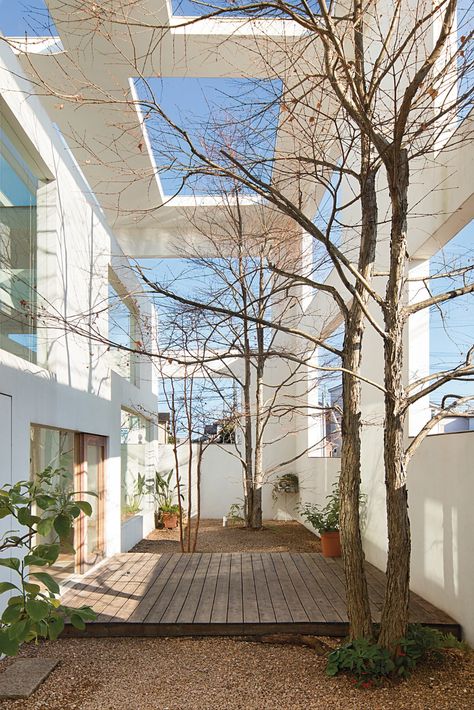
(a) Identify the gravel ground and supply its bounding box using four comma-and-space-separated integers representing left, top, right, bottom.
131, 518, 322, 553
1, 522, 472, 709
0, 636, 472, 710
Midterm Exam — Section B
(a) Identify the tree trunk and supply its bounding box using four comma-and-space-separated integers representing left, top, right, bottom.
251, 352, 264, 529
249, 262, 266, 530
378, 149, 411, 648
339, 161, 377, 640
340, 355, 373, 639
243, 360, 254, 528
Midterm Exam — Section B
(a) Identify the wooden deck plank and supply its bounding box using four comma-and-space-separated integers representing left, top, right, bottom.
270, 554, 309, 623
100, 555, 170, 622
282, 554, 326, 622
62, 554, 147, 611
291, 553, 343, 622
177, 553, 213, 624
194, 553, 222, 623
260, 554, 293, 623
251, 554, 276, 624
128, 554, 182, 623
210, 553, 231, 623
227, 552, 243, 623
161, 554, 203, 623
145, 554, 195, 623
302, 553, 348, 620
61, 551, 461, 639
241, 553, 259, 623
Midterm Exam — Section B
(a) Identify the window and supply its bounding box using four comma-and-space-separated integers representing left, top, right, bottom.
308, 327, 343, 457
109, 273, 140, 386
121, 410, 153, 519
427, 221, 474, 434
0, 117, 39, 362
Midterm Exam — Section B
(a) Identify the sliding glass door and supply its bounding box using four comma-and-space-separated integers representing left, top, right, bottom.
31, 427, 106, 576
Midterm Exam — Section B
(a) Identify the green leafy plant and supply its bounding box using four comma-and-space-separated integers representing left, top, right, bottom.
326, 625, 466, 687
226, 500, 244, 526
148, 470, 182, 512
300, 480, 366, 535
160, 503, 180, 515
300, 481, 340, 533
0, 467, 96, 656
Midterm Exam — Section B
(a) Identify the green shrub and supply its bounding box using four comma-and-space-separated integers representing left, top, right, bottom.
0, 467, 96, 655
326, 625, 465, 687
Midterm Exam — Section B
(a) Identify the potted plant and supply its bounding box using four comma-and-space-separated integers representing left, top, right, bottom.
148, 470, 182, 528
300, 482, 341, 557
160, 502, 180, 529
272, 473, 299, 500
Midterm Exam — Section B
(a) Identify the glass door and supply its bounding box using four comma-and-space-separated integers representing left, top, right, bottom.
77, 434, 106, 572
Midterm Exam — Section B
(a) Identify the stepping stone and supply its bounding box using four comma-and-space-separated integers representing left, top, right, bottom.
0, 658, 59, 699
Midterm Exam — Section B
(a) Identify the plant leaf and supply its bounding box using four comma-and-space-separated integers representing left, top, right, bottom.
75, 501, 93, 517
48, 616, 65, 640
0, 630, 19, 656
70, 614, 86, 631
36, 517, 55, 537
26, 599, 50, 622
53, 514, 71, 539
0, 557, 20, 571
0, 582, 17, 594
32, 572, 60, 595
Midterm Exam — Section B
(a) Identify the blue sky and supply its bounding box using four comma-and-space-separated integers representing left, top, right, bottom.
429, 220, 474, 404
0, 1, 55, 36
135, 76, 280, 195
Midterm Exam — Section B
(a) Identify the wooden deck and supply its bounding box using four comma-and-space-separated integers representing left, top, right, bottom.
61, 552, 461, 638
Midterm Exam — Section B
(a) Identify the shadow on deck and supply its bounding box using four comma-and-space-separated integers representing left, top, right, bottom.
60, 552, 461, 639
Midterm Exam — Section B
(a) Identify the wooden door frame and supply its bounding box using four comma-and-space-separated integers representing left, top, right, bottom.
75, 433, 106, 574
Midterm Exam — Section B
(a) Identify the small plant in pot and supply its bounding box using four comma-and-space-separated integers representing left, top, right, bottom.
300, 482, 341, 557
147, 470, 182, 529
160, 503, 180, 530
272, 473, 299, 500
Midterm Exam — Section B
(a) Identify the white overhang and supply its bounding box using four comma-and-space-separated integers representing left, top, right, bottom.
9, 0, 329, 256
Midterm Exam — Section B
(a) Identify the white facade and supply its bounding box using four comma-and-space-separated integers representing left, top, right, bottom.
0, 40, 158, 587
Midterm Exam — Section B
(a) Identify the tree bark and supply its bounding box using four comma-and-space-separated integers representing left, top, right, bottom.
378, 148, 411, 648
339, 157, 377, 640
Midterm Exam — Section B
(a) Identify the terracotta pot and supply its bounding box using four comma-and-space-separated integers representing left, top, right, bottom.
321, 531, 341, 558
162, 512, 178, 530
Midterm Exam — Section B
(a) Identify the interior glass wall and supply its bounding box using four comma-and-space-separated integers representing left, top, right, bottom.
109, 277, 140, 386
0, 117, 39, 362
121, 409, 152, 520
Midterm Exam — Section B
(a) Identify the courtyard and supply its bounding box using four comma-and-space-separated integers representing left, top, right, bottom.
0, 520, 472, 710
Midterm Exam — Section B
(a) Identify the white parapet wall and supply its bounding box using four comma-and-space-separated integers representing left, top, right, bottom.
407, 431, 474, 645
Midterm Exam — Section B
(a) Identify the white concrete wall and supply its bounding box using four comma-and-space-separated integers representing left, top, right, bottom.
155, 443, 278, 521
408, 432, 474, 644
199, 445, 273, 520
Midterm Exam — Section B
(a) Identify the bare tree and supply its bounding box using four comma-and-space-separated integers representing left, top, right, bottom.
146, 188, 336, 529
